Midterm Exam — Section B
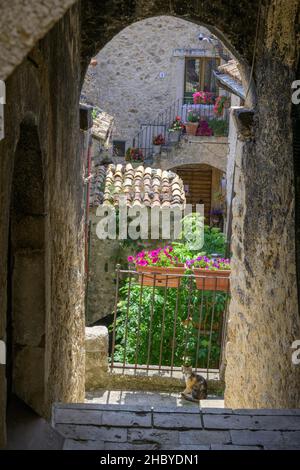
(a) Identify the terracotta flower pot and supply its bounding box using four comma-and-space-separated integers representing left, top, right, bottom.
136, 265, 186, 288
185, 122, 199, 136
193, 268, 230, 292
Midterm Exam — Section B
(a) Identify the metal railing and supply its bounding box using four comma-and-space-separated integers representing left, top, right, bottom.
110, 267, 230, 379
131, 96, 230, 161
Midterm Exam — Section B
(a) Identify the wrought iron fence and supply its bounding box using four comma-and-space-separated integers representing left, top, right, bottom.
131, 96, 230, 161
110, 267, 230, 379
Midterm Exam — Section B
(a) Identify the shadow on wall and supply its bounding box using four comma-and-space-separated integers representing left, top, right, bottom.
8, 114, 46, 416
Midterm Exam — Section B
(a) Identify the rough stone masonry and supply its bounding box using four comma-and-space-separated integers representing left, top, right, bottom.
0, 0, 299, 449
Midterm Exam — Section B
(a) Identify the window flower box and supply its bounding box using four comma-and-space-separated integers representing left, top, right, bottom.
193, 268, 230, 292
136, 265, 186, 288
186, 256, 230, 292
128, 245, 185, 288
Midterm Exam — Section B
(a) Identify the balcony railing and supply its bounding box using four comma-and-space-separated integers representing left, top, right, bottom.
110, 267, 230, 379
131, 96, 230, 162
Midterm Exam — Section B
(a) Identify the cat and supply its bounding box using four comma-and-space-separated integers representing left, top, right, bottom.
181, 365, 208, 401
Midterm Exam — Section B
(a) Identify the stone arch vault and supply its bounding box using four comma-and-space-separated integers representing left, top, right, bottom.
0, 0, 299, 447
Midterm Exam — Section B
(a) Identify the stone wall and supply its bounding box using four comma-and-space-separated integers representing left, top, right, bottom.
87, 212, 128, 324
0, 0, 78, 80
85, 326, 109, 390
0, 4, 86, 447
81, 17, 221, 146
224, 0, 300, 409
153, 136, 228, 172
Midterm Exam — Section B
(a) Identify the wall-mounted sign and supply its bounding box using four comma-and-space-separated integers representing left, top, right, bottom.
173, 48, 212, 57
0, 80, 5, 140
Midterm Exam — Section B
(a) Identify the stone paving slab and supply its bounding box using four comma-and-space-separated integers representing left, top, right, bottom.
55, 409, 103, 426
203, 414, 253, 430
153, 412, 202, 429
128, 428, 180, 447
104, 442, 159, 450
63, 438, 105, 450
250, 415, 300, 430
56, 424, 127, 442
179, 430, 231, 446
101, 410, 152, 428
55, 402, 153, 412
85, 390, 224, 409
230, 430, 300, 450
201, 407, 232, 414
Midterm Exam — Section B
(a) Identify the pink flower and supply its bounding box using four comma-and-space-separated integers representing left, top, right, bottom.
138, 259, 148, 266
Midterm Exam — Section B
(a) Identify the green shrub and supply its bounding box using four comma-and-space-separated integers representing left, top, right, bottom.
207, 118, 228, 136
111, 278, 228, 369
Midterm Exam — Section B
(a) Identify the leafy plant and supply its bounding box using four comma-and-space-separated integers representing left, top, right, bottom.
125, 147, 144, 162
187, 110, 199, 123
207, 118, 228, 137
111, 278, 228, 369
213, 96, 230, 116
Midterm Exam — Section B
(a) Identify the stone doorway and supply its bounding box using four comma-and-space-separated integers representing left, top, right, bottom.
8, 115, 46, 417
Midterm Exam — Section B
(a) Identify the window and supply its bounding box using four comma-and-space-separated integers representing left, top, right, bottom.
184, 57, 220, 103
112, 140, 126, 157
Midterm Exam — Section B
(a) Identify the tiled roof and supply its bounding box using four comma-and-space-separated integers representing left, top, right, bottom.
92, 107, 114, 142
218, 60, 241, 82
90, 163, 186, 209
214, 60, 245, 100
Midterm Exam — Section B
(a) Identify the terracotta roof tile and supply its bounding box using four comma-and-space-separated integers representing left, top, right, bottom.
90, 163, 186, 209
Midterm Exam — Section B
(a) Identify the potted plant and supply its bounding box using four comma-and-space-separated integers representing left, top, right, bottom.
186, 256, 230, 291
207, 118, 228, 137
213, 96, 231, 117
185, 110, 199, 135
125, 147, 144, 163
196, 120, 213, 136
192, 91, 215, 105
128, 245, 186, 288
168, 116, 184, 143
152, 134, 165, 155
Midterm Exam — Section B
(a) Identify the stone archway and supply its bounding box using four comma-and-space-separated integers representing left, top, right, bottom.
0, 3, 299, 450
8, 115, 46, 416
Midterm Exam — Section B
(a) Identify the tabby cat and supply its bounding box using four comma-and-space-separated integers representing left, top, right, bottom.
181, 365, 207, 401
